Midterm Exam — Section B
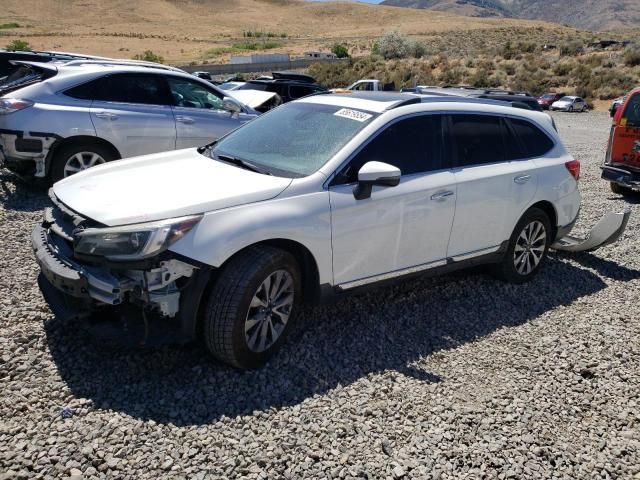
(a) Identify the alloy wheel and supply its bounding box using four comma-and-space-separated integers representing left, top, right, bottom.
244, 269, 294, 353
513, 220, 547, 276
63, 151, 106, 177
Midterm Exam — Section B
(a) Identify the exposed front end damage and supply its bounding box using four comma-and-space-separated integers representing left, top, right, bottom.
0, 130, 58, 177
31, 194, 210, 344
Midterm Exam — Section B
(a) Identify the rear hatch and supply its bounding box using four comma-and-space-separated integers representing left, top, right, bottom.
0, 61, 57, 96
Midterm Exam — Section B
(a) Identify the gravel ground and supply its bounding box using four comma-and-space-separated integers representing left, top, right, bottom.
1, 111, 639, 480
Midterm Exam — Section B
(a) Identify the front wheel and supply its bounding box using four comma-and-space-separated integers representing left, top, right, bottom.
492, 207, 551, 284
203, 245, 301, 369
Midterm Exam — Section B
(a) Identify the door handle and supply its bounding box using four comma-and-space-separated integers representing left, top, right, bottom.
514, 174, 532, 184
430, 190, 455, 201
176, 115, 195, 125
94, 112, 118, 120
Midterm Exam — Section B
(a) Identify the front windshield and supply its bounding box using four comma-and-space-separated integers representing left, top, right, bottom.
559, 96, 572, 102
209, 102, 378, 177
542, 94, 556, 99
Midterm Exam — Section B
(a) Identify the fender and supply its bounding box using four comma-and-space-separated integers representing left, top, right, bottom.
169, 190, 334, 284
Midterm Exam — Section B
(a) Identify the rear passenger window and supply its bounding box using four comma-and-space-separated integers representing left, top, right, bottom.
509, 118, 555, 158
93, 74, 171, 105
335, 114, 444, 184
450, 114, 507, 166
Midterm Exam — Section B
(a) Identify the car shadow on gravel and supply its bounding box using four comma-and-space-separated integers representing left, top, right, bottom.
44, 256, 611, 426
0, 171, 51, 212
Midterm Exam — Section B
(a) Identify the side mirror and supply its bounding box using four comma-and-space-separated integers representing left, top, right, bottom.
223, 98, 243, 117
353, 161, 401, 200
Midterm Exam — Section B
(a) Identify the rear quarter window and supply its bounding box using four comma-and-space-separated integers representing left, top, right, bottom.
508, 118, 555, 158
622, 94, 640, 127
64, 79, 100, 100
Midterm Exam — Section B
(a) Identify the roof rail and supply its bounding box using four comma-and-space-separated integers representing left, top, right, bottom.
62, 59, 185, 72
482, 89, 532, 97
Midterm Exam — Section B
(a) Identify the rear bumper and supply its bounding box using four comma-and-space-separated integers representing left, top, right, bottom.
0, 130, 58, 177
602, 164, 640, 189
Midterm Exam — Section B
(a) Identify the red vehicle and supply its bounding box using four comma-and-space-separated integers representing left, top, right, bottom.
602, 87, 640, 194
537, 92, 566, 110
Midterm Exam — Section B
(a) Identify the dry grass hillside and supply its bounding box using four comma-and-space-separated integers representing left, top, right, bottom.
1, 0, 572, 64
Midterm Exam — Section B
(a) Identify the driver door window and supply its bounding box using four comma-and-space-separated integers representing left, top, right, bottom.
166, 77, 225, 110
167, 76, 249, 148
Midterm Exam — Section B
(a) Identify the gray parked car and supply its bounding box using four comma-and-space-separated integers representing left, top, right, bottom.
0, 62, 273, 183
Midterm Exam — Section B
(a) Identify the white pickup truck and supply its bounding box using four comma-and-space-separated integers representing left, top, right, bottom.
345, 79, 395, 92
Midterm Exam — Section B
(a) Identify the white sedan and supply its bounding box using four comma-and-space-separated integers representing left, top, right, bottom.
550, 95, 588, 112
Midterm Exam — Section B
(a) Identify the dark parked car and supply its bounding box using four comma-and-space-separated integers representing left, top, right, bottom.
537, 92, 566, 110
235, 71, 326, 103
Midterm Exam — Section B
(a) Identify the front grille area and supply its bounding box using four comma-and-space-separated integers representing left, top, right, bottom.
44, 190, 101, 248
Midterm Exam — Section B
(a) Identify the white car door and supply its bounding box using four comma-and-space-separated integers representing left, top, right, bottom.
89, 73, 176, 159
165, 76, 253, 148
329, 114, 457, 287
446, 114, 538, 258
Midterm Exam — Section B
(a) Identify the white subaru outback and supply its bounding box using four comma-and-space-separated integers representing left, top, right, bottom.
32, 92, 628, 368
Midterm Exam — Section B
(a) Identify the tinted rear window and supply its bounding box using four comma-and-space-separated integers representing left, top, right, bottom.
509, 118, 555, 158
93, 74, 171, 105
64, 79, 100, 100
450, 114, 507, 166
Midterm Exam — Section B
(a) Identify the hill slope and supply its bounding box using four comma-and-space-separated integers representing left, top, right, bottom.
0, 0, 569, 63
381, 0, 640, 31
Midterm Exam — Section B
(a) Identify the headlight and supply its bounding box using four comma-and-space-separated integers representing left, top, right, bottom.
74, 215, 202, 260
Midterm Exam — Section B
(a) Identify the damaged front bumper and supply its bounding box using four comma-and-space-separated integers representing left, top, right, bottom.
551, 210, 631, 253
31, 200, 212, 342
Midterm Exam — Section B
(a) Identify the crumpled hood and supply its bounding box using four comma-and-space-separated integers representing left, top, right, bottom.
52, 148, 292, 226
227, 89, 278, 109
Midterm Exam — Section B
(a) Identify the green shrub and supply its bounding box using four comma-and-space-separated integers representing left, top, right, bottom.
231, 41, 282, 51
624, 47, 640, 67
132, 50, 164, 63
0, 22, 20, 29
374, 31, 424, 60
5, 39, 30, 51
331, 44, 349, 59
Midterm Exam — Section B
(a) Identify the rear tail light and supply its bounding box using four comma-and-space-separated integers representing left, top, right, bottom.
565, 159, 581, 181
0, 98, 34, 114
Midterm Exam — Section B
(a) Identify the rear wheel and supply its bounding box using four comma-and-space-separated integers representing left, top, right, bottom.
50, 143, 116, 183
611, 182, 634, 195
203, 245, 301, 369
492, 207, 551, 284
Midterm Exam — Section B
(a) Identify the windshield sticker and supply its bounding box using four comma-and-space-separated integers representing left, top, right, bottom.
334, 108, 372, 122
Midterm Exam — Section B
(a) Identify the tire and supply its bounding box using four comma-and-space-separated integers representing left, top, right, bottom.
203, 245, 301, 369
50, 143, 116, 183
581, 105, 588, 112
568, 106, 574, 112
492, 207, 552, 284
611, 182, 634, 195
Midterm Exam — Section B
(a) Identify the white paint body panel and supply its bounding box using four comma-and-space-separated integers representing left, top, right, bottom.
53, 148, 292, 226
329, 171, 456, 285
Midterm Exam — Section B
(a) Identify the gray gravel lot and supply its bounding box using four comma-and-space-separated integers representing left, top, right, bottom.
1, 111, 639, 479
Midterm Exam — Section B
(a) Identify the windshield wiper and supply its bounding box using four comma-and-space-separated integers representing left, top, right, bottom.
216, 154, 272, 175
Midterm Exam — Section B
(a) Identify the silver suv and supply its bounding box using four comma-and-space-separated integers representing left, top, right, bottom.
0, 62, 267, 183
